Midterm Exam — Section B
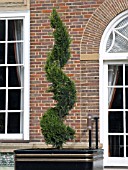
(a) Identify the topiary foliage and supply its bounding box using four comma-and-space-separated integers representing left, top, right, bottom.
40, 8, 76, 149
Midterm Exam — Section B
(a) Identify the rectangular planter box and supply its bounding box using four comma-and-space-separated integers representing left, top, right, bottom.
14, 149, 103, 170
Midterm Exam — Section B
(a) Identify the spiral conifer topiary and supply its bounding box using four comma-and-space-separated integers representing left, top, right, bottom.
40, 8, 76, 149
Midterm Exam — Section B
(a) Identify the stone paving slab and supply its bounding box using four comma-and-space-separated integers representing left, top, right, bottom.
0, 168, 14, 170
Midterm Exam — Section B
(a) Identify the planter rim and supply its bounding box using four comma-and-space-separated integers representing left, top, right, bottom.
14, 148, 103, 154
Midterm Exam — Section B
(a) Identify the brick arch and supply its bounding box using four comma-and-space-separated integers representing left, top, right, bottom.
80, 0, 128, 60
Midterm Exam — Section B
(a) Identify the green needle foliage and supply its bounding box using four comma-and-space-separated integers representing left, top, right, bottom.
40, 8, 76, 149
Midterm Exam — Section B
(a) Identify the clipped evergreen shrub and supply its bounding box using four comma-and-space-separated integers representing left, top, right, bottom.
40, 8, 76, 149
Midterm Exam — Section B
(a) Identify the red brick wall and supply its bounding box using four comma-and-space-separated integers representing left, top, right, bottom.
29, 0, 128, 146
81, 0, 128, 54
30, 0, 103, 144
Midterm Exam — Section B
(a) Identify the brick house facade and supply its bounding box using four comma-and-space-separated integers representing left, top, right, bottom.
30, 0, 103, 146
30, 0, 128, 145
0, 0, 128, 167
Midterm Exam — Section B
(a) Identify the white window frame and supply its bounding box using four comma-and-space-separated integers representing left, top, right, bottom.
0, 11, 30, 140
99, 10, 128, 166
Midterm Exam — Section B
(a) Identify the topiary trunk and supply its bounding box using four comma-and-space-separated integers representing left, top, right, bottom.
40, 8, 76, 149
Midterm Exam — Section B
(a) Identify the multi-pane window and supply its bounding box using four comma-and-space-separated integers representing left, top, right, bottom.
100, 11, 128, 166
0, 12, 30, 140
108, 64, 128, 157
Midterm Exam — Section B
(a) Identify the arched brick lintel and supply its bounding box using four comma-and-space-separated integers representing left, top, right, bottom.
80, 0, 128, 60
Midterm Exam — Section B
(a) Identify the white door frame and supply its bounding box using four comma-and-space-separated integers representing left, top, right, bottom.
102, 61, 128, 166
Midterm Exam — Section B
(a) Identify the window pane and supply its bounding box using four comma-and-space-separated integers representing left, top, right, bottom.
8, 20, 23, 41
108, 65, 123, 86
126, 112, 128, 133
108, 65, 117, 86
0, 113, 5, 133
8, 43, 16, 64
7, 112, 20, 133
107, 31, 128, 53
8, 67, 21, 87
0, 90, 5, 110
8, 90, 21, 110
109, 135, 124, 157
0, 67, 6, 87
126, 88, 128, 109
108, 88, 123, 109
16, 42, 23, 64
8, 43, 23, 64
0, 43, 5, 64
108, 111, 123, 133
116, 66, 123, 85
125, 65, 128, 85
0, 20, 5, 41
126, 136, 128, 157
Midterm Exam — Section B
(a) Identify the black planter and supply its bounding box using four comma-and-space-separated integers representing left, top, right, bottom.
14, 148, 103, 170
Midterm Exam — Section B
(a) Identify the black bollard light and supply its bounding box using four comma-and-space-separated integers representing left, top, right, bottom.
93, 116, 99, 149
87, 115, 92, 149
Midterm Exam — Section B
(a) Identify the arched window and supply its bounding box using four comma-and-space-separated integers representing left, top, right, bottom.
100, 11, 128, 166
100, 10, 128, 56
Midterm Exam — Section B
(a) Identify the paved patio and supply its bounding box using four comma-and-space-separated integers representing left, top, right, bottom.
104, 168, 128, 170
0, 167, 127, 170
